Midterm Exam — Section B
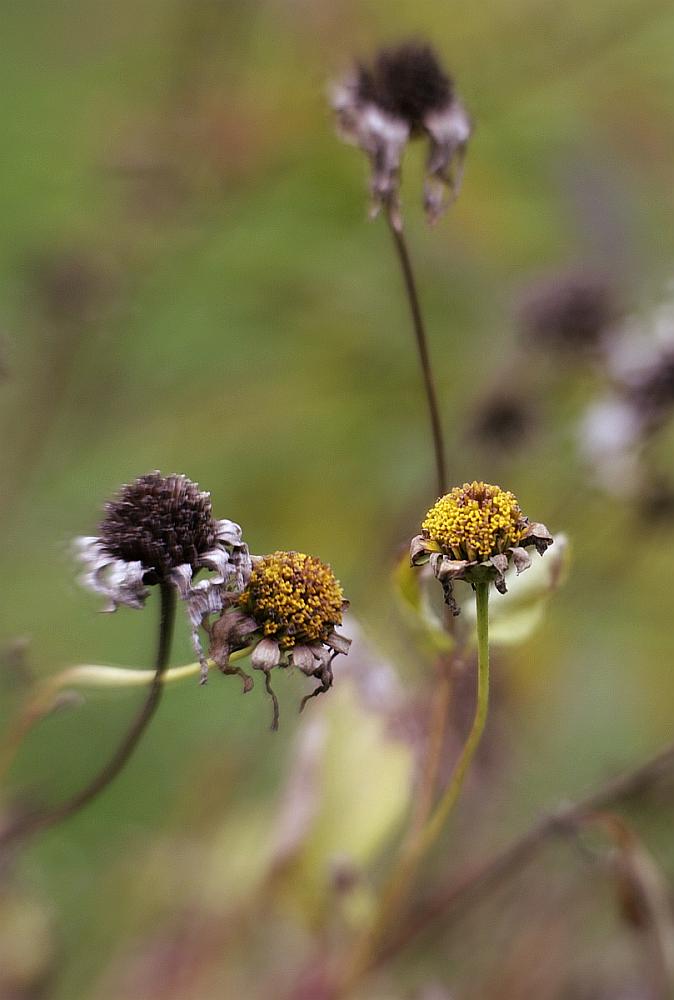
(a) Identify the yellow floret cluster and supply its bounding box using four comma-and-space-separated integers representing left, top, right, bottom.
422, 481, 526, 560
239, 551, 344, 649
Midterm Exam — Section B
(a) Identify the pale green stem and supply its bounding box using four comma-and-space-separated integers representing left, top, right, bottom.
0, 648, 253, 787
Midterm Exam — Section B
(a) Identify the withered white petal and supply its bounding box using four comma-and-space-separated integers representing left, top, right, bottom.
181, 578, 225, 627
423, 101, 472, 223
74, 537, 149, 611
169, 563, 193, 598
331, 76, 409, 223
197, 546, 230, 581
214, 519, 244, 545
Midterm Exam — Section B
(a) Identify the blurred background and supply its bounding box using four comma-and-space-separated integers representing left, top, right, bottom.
2, 0, 674, 996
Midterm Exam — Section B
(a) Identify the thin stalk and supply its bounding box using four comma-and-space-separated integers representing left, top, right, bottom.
0, 646, 254, 790
386, 211, 447, 497
338, 583, 490, 995
0, 582, 177, 851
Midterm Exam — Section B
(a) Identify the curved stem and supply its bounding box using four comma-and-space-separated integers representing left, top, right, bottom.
386, 211, 447, 497
0, 647, 254, 792
0, 583, 177, 851
338, 584, 490, 995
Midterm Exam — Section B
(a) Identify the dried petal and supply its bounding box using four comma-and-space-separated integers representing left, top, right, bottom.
326, 631, 352, 655
74, 537, 149, 612
423, 101, 472, 223
510, 546, 532, 574
489, 552, 509, 594
522, 522, 554, 555
410, 533, 433, 565
430, 554, 470, 581
291, 645, 317, 673
251, 638, 281, 671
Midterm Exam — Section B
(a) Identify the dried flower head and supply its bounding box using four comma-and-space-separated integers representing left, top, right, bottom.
76, 472, 251, 679
519, 270, 617, 355
207, 551, 350, 728
622, 344, 674, 433
469, 392, 535, 452
411, 481, 553, 613
331, 40, 472, 225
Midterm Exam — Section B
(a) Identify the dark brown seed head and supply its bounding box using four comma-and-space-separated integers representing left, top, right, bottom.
626, 348, 674, 431
520, 271, 616, 354
99, 472, 217, 581
470, 393, 535, 451
357, 42, 453, 133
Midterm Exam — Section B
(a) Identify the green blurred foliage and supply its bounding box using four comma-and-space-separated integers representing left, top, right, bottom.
2, 0, 674, 996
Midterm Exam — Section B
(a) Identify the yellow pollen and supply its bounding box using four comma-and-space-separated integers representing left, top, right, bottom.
422, 481, 526, 560
238, 551, 344, 649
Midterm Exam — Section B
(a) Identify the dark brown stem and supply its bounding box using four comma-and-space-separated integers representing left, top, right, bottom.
0, 583, 176, 852
386, 212, 447, 497
371, 737, 674, 972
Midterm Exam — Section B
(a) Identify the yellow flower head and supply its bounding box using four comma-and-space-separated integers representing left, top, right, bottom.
422, 481, 527, 561
238, 551, 344, 650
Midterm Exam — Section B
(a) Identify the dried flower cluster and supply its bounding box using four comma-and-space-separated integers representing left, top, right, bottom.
76, 473, 350, 723
331, 41, 472, 225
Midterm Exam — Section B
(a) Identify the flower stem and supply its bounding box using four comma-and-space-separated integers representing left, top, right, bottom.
386, 210, 447, 497
0, 647, 254, 793
338, 583, 490, 995
0, 582, 177, 851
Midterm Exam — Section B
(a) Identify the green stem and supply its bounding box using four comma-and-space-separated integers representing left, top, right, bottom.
0, 649, 253, 790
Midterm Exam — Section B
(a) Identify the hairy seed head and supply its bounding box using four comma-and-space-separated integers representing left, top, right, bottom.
99, 472, 217, 581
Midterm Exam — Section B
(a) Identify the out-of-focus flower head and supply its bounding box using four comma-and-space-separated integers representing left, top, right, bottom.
208, 551, 350, 728
411, 481, 553, 614
579, 291, 674, 498
330, 40, 472, 226
468, 390, 537, 452
637, 475, 674, 524
519, 270, 618, 356
620, 343, 674, 434
75, 472, 251, 679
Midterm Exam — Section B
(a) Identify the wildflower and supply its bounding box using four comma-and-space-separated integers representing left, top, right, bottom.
208, 551, 350, 728
76, 472, 251, 679
519, 270, 617, 355
410, 481, 553, 613
331, 40, 472, 225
